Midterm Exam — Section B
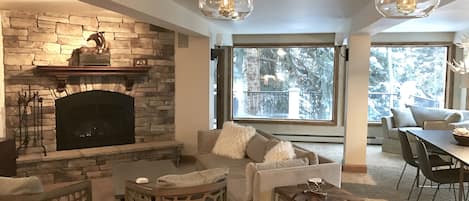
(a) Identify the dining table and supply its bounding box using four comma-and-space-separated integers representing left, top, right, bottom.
406, 129, 469, 201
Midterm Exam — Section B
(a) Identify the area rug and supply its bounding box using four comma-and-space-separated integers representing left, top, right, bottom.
296, 142, 461, 201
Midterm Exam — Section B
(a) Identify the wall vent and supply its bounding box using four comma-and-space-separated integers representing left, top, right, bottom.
178, 33, 189, 48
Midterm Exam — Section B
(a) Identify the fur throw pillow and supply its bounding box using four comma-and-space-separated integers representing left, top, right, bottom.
211, 121, 256, 159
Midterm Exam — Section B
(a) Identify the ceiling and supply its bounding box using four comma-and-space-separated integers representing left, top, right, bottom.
0, 0, 121, 17
0, 0, 468, 35
172, 0, 469, 34
385, 0, 469, 32
174, 0, 370, 34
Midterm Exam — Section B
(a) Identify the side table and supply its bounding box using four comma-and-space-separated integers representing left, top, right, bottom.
274, 183, 363, 201
0, 138, 16, 176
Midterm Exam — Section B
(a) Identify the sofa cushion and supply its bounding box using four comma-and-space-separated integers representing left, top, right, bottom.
0, 176, 44, 196
244, 158, 309, 201
195, 153, 251, 173
264, 141, 296, 162
157, 168, 228, 187
391, 108, 417, 127
294, 148, 319, 165
212, 121, 256, 159
446, 112, 462, 123
409, 106, 462, 127
246, 134, 269, 163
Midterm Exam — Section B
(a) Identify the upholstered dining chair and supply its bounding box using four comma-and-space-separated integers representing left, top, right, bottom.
415, 139, 469, 201
396, 130, 452, 200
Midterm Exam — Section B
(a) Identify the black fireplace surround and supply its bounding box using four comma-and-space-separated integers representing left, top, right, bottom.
56, 90, 135, 150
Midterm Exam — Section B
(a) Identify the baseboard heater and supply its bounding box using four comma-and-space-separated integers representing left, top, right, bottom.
272, 133, 380, 144
273, 133, 377, 139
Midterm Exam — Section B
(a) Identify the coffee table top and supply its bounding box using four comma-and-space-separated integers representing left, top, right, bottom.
112, 160, 178, 198
275, 183, 363, 201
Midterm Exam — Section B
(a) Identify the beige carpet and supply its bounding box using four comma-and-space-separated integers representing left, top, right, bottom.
296, 142, 461, 201
45, 143, 462, 201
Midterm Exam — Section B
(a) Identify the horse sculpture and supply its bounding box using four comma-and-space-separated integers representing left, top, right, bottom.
68, 31, 110, 66
80, 31, 109, 54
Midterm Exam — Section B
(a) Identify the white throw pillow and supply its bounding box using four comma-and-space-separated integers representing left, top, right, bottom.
264, 141, 296, 162
211, 121, 256, 159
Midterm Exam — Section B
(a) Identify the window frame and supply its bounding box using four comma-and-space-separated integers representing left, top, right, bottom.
230, 43, 340, 126
368, 42, 454, 124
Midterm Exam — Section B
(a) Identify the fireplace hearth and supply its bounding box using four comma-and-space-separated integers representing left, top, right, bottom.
55, 90, 135, 150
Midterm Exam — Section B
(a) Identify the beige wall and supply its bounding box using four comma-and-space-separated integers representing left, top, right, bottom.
175, 34, 211, 154
0, 14, 5, 139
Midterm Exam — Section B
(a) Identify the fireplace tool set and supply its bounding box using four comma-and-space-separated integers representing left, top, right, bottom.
17, 85, 47, 157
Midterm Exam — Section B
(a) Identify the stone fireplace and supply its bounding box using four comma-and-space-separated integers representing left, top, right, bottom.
55, 90, 135, 150
3, 10, 176, 154
2, 10, 180, 184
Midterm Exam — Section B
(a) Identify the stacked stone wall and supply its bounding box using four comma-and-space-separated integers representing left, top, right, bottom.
2, 10, 176, 154
16, 141, 182, 184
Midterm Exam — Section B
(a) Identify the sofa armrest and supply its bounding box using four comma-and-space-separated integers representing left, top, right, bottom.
0, 180, 92, 201
381, 116, 395, 138
197, 130, 221, 154
252, 163, 341, 201
449, 120, 469, 128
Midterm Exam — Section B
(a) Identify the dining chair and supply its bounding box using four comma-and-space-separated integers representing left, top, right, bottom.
414, 139, 469, 201
396, 130, 452, 200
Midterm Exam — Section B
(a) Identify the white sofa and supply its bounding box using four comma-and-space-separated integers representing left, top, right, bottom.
196, 129, 341, 201
382, 105, 469, 154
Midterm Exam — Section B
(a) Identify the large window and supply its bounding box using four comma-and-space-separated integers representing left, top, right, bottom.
368, 46, 448, 122
232, 46, 336, 122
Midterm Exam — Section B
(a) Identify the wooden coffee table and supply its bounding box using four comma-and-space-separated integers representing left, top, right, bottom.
112, 160, 179, 200
274, 182, 363, 201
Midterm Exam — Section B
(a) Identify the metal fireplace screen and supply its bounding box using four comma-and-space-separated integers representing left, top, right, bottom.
56, 90, 135, 151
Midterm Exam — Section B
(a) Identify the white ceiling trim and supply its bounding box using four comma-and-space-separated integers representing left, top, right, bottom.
80, 0, 216, 37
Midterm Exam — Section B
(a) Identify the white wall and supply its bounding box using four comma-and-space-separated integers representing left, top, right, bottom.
175, 34, 212, 154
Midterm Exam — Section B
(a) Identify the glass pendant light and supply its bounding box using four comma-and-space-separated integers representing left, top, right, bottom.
199, 0, 254, 20
375, 0, 440, 18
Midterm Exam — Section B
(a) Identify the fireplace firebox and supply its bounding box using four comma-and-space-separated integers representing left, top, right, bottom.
56, 90, 135, 150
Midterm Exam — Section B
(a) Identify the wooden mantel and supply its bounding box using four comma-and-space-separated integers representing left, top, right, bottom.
35, 66, 151, 92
